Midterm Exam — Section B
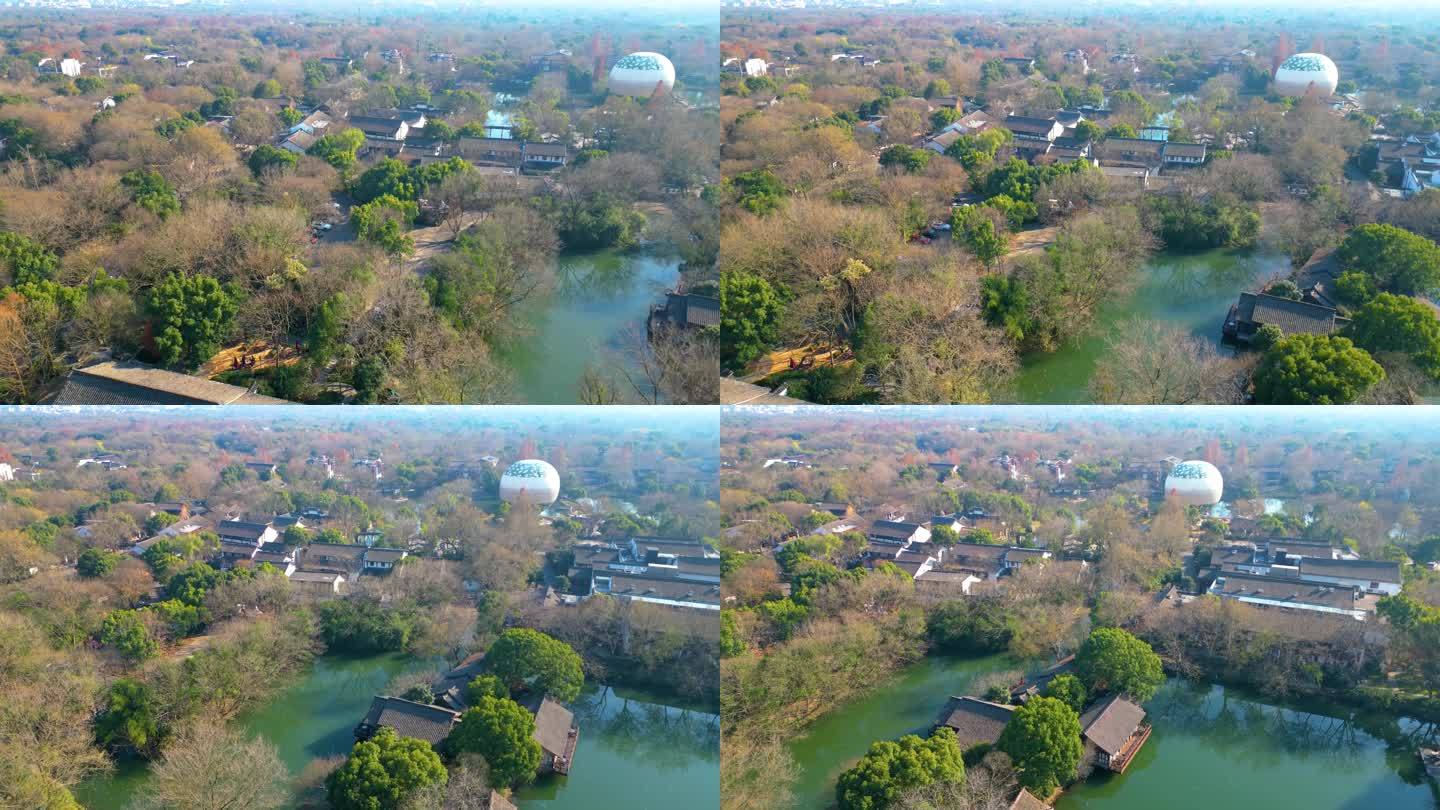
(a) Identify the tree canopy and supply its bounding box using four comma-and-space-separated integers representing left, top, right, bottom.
483, 628, 585, 702
835, 728, 965, 810
1075, 627, 1164, 701
996, 695, 1083, 796
326, 727, 447, 810
1252, 333, 1385, 405
1343, 292, 1440, 379
448, 695, 542, 788
1336, 224, 1440, 296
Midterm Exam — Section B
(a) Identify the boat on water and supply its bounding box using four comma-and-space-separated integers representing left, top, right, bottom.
1421, 747, 1440, 780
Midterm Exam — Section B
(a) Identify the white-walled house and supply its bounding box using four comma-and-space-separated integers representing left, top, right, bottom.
1297, 558, 1402, 596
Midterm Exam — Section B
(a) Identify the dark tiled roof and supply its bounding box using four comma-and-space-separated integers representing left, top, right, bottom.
365, 547, 408, 563
1214, 571, 1359, 610
870, 520, 923, 541
1298, 557, 1401, 583
1010, 789, 1049, 810
1003, 115, 1058, 136
520, 694, 575, 757
935, 696, 1014, 750
1080, 695, 1146, 755
361, 696, 460, 745
219, 520, 270, 541
348, 116, 405, 135
54, 361, 285, 405
524, 142, 569, 157
1163, 141, 1207, 158
948, 542, 1008, 563
1235, 292, 1340, 335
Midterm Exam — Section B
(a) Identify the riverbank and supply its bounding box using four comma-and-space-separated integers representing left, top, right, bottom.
1010, 247, 1288, 402
497, 247, 681, 403
74, 652, 717, 810
768, 651, 1437, 810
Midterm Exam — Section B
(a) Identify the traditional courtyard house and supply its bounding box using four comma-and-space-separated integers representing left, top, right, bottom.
1096, 137, 1166, 169
743, 58, 769, 77
933, 696, 1015, 753
300, 542, 369, 579
591, 570, 721, 611
289, 570, 346, 595
1080, 695, 1151, 772
647, 292, 719, 338
1161, 141, 1207, 167
916, 569, 985, 596
54, 360, 285, 405
1297, 558, 1402, 596
456, 136, 524, 167
355, 696, 461, 747
815, 502, 855, 519
363, 547, 408, 572
868, 519, 931, 547
1004, 114, 1064, 143
944, 542, 1010, 581
1223, 292, 1347, 344
1208, 571, 1375, 619
522, 141, 570, 169
218, 519, 278, 547
520, 694, 580, 775
931, 95, 964, 110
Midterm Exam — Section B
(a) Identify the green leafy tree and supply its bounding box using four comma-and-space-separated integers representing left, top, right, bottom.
879, 144, 932, 174
308, 128, 366, 172
720, 609, 745, 657
253, 79, 283, 98
99, 609, 159, 662
145, 511, 179, 535
720, 271, 786, 371
483, 628, 584, 702
465, 674, 508, 704
148, 273, 238, 370
326, 727, 447, 810
94, 679, 162, 756
1043, 673, 1087, 713
76, 547, 119, 578
728, 169, 785, 216
979, 274, 1029, 341
351, 195, 418, 257
835, 728, 965, 810
278, 107, 304, 127
1104, 123, 1138, 139
1252, 334, 1385, 405
353, 158, 419, 205
1344, 292, 1440, 378
248, 144, 298, 177
448, 696, 542, 788
120, 170, 180, 219
1075, 627, 1164, 700
1337, 224, 1440, 296
997, 695, 1083, 796
0, 231, 59, 286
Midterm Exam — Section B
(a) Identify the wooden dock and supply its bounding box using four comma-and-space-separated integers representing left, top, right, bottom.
1109, 723, 1153, 774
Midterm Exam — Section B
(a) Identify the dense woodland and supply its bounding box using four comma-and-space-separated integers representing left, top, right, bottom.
0, 409, 719, 809
719, 9, 1440, 404
718, 408, 1440, 809
0, 8, 720, 404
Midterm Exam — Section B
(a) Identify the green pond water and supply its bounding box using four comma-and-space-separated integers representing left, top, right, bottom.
1056, 680, 1440, 810
1010, 248, 1291, 403
785, 653, 1022, 809
74, 654, 718, 810
497, 249, 680, 403
782, 655, 1439, 810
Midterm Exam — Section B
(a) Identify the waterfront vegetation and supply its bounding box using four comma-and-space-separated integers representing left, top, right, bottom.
0, 408, 720, 808
719, 407, 1440, 809
719, 9, 1440, 404
0, 7, 719, 404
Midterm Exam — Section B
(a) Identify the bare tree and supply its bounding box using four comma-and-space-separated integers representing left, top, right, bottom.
1089, 318, 1251, 404
137, 720, 288, 810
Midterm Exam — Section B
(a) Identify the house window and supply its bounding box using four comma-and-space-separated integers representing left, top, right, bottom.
1370, 581, 1379, 589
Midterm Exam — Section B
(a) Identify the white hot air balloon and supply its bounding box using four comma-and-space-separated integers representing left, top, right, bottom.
1163, 460, 1224, 506
1273, 53, 1339, 97
608, 52, 676, 98
499, 459, 561, 506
